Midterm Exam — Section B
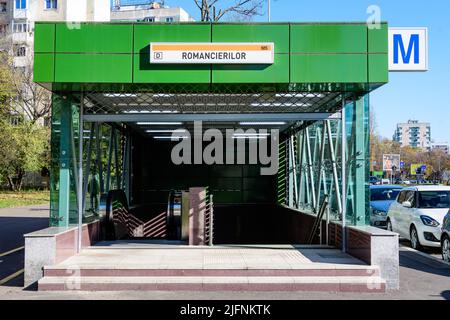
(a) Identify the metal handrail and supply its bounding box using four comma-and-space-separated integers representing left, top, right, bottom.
166, 190, 174, 239
307, 194, 329, 245
203, 192, 214, 246
209, 194, 214, 246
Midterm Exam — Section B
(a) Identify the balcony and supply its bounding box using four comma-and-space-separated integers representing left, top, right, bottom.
13, 8, 28, 20
12, 31, 32, 43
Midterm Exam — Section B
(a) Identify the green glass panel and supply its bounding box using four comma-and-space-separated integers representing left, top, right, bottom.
294, 94, 371, 226
50, 94, 81, 227
34, 53, 54, 83
212, 24, 289, 53
290, 24, 367, 53
55, 23, 133, 53
212, 55, 289, 83
134, 24, 211, 52
368, 54, 388, 83
34, 23, 55, 53
290, 54, 367, 83
134, 53, 210, 83
55, 54, 132, 83
368, 23, 388, 53
50, 95, 61, 226
343, 95, 370, 226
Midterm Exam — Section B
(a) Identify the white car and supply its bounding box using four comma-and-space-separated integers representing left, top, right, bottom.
386, 186, 450, 250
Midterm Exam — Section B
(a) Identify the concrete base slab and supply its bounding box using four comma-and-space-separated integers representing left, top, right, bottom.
38, 245, 385, 292
38, 276, 386, 292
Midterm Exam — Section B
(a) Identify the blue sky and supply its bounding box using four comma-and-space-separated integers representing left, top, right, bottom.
167, 0, 450, 141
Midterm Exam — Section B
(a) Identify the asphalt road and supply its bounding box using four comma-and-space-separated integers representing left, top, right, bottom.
0, 206, 449, 299
0, 205, 49, 286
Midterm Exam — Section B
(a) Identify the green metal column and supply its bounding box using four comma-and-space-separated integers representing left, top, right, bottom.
352, 95, 370, 226
57, 94, 72, 227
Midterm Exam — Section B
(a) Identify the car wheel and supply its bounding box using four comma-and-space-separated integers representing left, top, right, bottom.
442, 235, 450, 262
387, 219, 393, 232
410, 226, 422, 250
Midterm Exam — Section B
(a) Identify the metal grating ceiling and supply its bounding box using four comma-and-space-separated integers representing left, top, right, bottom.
82, 91, 343, 115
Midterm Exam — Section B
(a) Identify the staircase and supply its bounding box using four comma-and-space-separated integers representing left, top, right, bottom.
38, 246, 386, 292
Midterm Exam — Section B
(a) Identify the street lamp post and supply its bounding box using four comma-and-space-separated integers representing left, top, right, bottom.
391, 165, 397, 184
268, 0, 271, 22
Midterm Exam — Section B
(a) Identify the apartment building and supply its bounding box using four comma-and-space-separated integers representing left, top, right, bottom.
111, 0, 194, 22
393, 120, 431, 150
9, 0, 110, 68
431, 141, 449, 154
0, 0, 109, 124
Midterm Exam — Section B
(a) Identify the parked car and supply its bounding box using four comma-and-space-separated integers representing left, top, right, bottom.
394, 178, 411, 185
441, 210, 450, 262
387, 186, 450, 250
370, 185, 403, 229
369, 176, 380, 185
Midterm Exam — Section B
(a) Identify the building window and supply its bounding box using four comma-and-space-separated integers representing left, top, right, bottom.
15, 0, 26, 9
15, 46, 26, 57
45, 0, 57, 9
15, 66, 26, 74
10, 115, 21, 126
143, 16, 155, 22
165, 17, 174, 22
12, 22, 29, 33
44, 116, 51, 127
1, 2, 7, 13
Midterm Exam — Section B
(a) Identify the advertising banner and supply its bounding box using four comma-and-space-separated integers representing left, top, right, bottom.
383, 154, 401, 171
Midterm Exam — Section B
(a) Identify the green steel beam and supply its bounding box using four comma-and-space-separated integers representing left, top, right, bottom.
353, 95, 369, 225
57, 94, 72, 227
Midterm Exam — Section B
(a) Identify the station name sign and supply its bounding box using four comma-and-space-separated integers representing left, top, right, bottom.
149, 42, 274, 64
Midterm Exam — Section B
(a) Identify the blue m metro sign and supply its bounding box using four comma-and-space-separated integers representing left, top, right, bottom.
393, 34, 419, 64
389, 28, 428, 71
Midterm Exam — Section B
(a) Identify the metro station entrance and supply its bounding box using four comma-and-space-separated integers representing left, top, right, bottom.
28, 21, 398, 291
50, 87, 368, 246
35, 21, 388, 247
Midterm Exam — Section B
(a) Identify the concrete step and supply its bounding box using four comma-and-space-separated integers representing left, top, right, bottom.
43, 266, 380, 278
38, 276, 386, 292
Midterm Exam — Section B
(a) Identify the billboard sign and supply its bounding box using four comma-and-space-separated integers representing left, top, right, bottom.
411, 163, 427, 175
383, 154, 401, 171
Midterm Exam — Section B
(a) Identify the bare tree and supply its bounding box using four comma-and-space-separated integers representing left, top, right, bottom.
0, 33, 52, 124
193, 0, 265, 22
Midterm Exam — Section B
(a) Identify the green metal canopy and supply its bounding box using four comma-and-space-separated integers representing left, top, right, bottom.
34, 22, 388, 94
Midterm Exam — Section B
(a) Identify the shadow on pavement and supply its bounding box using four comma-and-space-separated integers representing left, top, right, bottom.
0, 215, 48, 291
441, 290, 450, 300
400, 250, 450, 277
0, 216, 48, 252
1, 273, 24, 288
